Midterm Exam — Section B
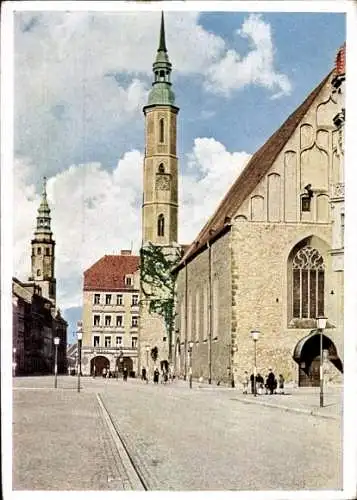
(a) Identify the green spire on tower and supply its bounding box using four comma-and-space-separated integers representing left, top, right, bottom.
35, 176, 52, 234
158, 11, 167, 52
146, 12, 176, 107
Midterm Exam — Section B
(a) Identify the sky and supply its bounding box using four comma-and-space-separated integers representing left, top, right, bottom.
11, 4, 346, 343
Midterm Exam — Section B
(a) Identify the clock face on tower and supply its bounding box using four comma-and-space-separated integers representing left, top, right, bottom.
156, 174, 171, 191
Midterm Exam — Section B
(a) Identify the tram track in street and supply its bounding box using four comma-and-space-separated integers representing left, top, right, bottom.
96, 393, 149, 490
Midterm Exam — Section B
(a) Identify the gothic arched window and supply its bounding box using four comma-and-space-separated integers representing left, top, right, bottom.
159, 119, 164, 143
157, 214, 165, 237
158, 163, 165, 174
292, 246, 325, 319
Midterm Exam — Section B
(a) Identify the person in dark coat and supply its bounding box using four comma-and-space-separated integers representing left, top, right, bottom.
266, 369, 276, 394
250, 373, 255, 394
153, 368, 159, 384
141, 367, 147, 382
123, 367, 128, 381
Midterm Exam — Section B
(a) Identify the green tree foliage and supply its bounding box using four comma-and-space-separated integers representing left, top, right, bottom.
140, 243, 181, 362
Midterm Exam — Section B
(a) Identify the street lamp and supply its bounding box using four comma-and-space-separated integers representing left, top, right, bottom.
251, 330, 260, 396
77, 322, 83, 393
188, 341, 194, 389
317, 316, 327, 408
12, 348, 17, 377
231, 345, 238, 388
54, 337, 60, 388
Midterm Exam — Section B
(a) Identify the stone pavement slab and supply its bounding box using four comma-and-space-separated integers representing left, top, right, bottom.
13, 387, 133, 490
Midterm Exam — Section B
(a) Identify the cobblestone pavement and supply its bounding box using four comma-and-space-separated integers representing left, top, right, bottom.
12, 376, 342, 491
13, 386, 134, 490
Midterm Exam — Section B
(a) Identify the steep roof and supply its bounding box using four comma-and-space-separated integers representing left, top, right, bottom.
83, 255, 140, 292
177, 72, 332, 269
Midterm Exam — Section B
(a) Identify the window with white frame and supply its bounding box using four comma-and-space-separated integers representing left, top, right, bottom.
104, 336, 111, 348
93, 315, 100, 326
116, 315, 123, 327
105, 315, 111, 326
93, 336, 100, 347
131, 336, 138, 348
116, 294, 123, 305
131, 316, 138, 327
94, 293, 100, 305
125, 276, 132, 286
116, 336, 122, 346
105, 294, 112, 305
132, 294, 139, 306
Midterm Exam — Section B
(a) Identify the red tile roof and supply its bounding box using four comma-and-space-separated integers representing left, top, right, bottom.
83, 255, 140, 291
335, 43, 346, 76
175, 72, 331, 270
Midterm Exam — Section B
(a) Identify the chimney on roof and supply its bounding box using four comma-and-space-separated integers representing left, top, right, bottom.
121, 249, 132, 256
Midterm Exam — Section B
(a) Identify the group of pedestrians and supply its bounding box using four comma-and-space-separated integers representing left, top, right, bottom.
242, 369, 285, 395
141, 367, 174, 384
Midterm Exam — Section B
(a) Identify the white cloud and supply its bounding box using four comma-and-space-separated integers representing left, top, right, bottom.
13, 139, 250, 310
180, 138, 250, 243
14, 12, 288, 180
205, 14, 292, 98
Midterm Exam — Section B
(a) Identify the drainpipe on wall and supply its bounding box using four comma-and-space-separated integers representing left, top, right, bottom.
208, 241, 212, 385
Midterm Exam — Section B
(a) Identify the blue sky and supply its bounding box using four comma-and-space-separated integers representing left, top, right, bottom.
11, 7, 345, 342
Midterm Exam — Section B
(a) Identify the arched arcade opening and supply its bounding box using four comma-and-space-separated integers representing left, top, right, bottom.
293, 330, 343, 387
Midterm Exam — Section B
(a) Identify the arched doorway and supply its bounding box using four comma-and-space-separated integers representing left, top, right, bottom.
91, 356, 110, 376
116, 357, 134, 375
293, 330, 343, 386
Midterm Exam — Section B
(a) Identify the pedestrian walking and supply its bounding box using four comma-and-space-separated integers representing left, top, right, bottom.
278, 374, 285, 394
102, 367, 107, 378
256, 373, 264, 395
153, 368, 159, 384
266, 368, 277, 394
242, 371, 249, 394
141, 367, 147, 382
123, 367, 128, 381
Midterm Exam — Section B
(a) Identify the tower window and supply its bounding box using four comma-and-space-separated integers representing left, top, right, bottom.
37, 248, 41, 255
45, 248, 50, 256
158, 163, 165, 174
159, 119, 164, 143
37, 269, 41, 276
158, 214, 165, 237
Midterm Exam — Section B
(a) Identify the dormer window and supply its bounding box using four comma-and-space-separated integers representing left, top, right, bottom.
125, 276, 132, 286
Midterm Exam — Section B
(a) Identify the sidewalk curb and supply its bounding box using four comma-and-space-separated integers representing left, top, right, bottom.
231, 397, 340, 421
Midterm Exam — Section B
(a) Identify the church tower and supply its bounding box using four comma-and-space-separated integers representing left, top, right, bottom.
30, 177, 56, 304
139, 13, 180, 374
142, 12, 179, 246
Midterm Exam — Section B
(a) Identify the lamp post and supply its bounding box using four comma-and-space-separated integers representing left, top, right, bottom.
231, 345, 237, 388
77, 322, 83, 393
251, 330, 260, 396
188, 341, 194, 389
317, 316, 327, 408
12, 348, 17, 377
54, 337, 60, 388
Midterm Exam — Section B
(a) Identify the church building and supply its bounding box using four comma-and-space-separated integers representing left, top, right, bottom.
172, 46, 345, 387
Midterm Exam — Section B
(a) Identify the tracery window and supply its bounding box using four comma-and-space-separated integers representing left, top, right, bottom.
158, 214, 165, 237
292, 246, 325, 319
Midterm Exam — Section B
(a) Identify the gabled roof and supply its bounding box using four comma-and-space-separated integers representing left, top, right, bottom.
83, 255, 140, 292
176, 72, 332, 269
